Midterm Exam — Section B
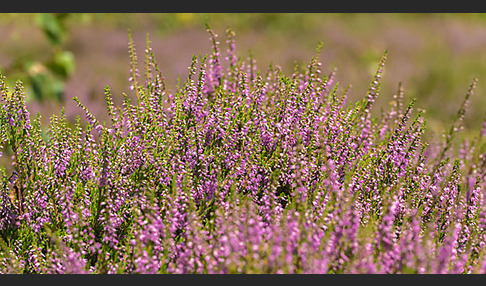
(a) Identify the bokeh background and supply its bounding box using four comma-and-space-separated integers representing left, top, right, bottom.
2, 13, 486, 138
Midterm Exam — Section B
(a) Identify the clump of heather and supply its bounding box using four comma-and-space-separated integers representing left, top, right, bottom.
2, 27, 486, 274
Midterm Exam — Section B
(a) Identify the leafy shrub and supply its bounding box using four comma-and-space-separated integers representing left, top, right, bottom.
1, 27, 486, 274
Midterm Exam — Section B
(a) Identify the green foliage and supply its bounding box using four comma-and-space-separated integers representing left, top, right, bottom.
1, 13, 75, 104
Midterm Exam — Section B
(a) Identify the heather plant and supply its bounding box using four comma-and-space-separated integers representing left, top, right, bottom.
2, 26, 486, 274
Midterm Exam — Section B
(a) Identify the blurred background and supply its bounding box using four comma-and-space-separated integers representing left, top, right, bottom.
1, 13, 486, 139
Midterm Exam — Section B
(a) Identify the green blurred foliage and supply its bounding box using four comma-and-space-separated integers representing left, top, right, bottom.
1, 13, 75, 103
35, 13, 69, 46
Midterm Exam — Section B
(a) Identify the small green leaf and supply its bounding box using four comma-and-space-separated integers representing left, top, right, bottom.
49, 51, 76, 79
35, 13, 67, 47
